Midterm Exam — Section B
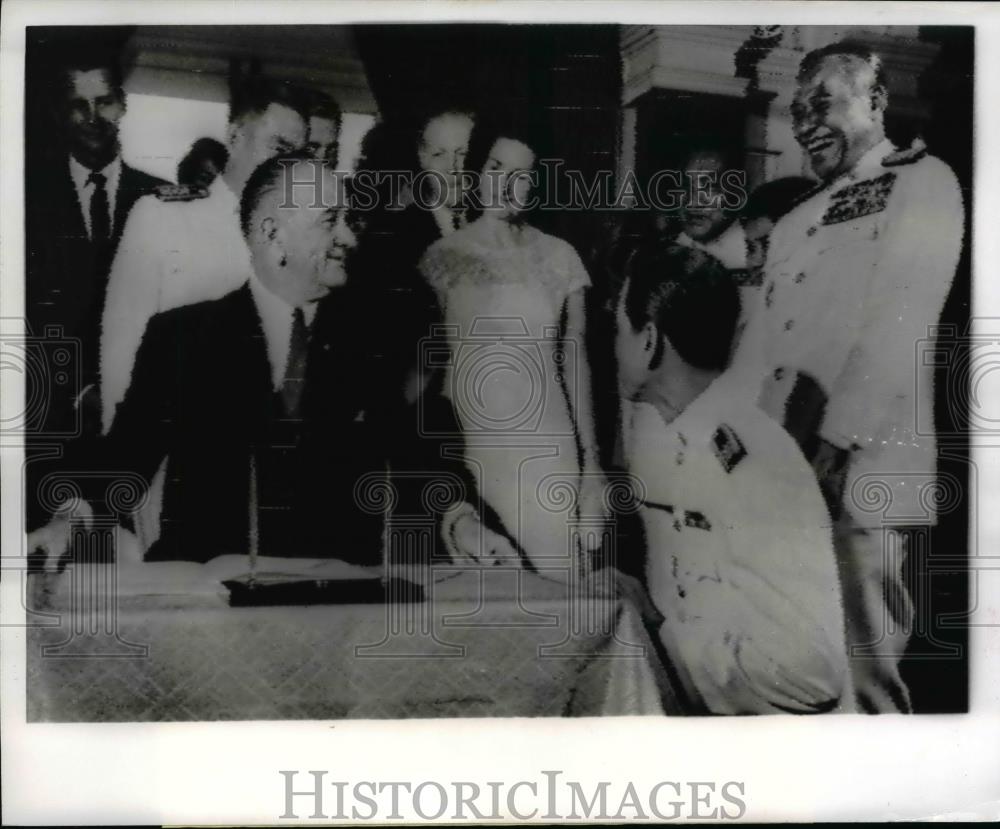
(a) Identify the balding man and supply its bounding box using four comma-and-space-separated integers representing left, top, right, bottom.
29, 154, 382, 564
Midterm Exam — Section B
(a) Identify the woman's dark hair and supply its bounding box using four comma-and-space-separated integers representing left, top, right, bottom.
464, 112, 551, 220
622, 244, 740, 373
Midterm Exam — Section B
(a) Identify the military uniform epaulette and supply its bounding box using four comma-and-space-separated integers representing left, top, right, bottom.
882, 140, 928, 168
154, 183, 210, 202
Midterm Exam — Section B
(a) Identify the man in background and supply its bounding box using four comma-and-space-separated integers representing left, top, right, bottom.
305, 89, 341, 167
176, 138, 229, 190
675, 146, 748, 271
24, 35, 167, 531
100, 76, 312, 432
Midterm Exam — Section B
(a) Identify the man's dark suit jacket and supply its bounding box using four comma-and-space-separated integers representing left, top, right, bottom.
95, 283, 391, 564
352, 204, 474, 534
356, 203, 446, 386
24, 157, 167, 532
26, 158, 168, 411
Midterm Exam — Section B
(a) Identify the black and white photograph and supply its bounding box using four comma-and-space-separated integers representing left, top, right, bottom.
2, 1, 998, 824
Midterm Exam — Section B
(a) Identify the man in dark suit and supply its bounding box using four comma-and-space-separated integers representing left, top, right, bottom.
26, 43, 167, 436
28, 153, 494, 567
346, 111, 488, 564
24, 40, 167, 532
353, 110, 474, 398
28, 154, 378, 563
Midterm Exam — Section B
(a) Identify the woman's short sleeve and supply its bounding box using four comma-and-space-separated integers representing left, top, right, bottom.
554, 238, 591, 302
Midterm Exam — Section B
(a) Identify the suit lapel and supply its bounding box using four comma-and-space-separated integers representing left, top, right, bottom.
230, 284, 277, 427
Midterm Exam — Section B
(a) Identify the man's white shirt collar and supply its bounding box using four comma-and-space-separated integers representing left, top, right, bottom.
836, 137, 896, 187
69, 154, 122, 238
676, 221, 747, 270
247, 268, 318, 391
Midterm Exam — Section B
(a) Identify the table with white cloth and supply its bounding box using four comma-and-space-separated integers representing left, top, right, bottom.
25, 557, 681, 720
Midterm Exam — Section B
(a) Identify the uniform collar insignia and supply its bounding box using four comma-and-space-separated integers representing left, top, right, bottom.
712, 423, 747, 473
821, 172, 897, 225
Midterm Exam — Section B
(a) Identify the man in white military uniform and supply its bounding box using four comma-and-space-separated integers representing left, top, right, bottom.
616, 245, 850, 714
100, 78, 316, 431
733, 42, 964, 712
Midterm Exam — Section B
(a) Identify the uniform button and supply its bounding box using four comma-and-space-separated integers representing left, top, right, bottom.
773, 367, 785, 380
806, 226, 817, 236
784, 319, 794, 331
794, 271, 806, 283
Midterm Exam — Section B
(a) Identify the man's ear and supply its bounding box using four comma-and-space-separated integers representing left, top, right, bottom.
225, 118, 243, 151
644, 321, 666, 371
256, 215, 278, 245
870, 83, 888, 114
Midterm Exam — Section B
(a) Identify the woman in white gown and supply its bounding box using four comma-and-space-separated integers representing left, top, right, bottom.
419, 123, 605, 579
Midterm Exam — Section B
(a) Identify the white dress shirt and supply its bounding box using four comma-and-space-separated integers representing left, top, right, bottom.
68, 154, 122, 238
247, 269, 318, 391
675, 220, 747, 270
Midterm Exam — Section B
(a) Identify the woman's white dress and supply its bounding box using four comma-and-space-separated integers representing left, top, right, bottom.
420, 220, 591, 575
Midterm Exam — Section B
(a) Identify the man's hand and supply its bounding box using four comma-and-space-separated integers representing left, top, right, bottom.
450, 511, 519, 566
26, 498, 94, 572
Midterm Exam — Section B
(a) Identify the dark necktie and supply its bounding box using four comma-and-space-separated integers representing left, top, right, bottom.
281, 307, 309, 418
87, 171, 111, 242
451, 210, 463, 231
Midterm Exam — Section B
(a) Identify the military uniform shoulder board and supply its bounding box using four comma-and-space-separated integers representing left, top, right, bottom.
882, 139, 928, 168
821, 172, 896, 225
154, 183, 210, 202
712, 423, 747, 474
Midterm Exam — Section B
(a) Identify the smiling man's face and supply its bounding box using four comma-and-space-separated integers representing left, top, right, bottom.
791, 54, 886, 182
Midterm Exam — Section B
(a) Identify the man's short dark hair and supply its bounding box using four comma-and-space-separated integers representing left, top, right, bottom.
239, 149, 318, 237
742, 176, 817, 224
623, 245, 739, 373
51, 40, 126, 102
798, 40, 889, 92
308, 89, 342, 122
228, 76, 312, 126
177, 137, 229, 184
